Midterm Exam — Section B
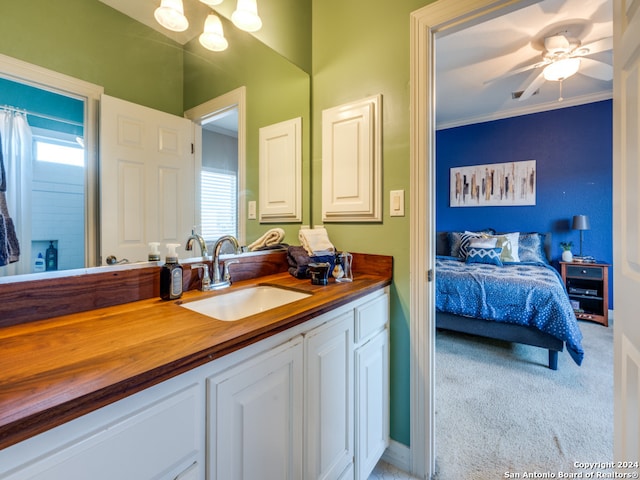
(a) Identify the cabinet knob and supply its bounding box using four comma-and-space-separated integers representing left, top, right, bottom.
581, 269, 587, 274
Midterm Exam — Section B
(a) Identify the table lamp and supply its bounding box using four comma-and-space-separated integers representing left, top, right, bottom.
572, 214, 590, 257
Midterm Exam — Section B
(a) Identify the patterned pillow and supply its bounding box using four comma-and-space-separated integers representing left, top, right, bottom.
448, 230, 493, 258
518, 232, 549, 264
465, 247, 504, 266
485, 232, 520, 262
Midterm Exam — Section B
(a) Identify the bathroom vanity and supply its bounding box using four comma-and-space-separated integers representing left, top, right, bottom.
0, 252, 391, 480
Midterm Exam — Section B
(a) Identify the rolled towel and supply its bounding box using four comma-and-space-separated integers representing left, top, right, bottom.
248, 228, 285, 252
298, 227, 335, 256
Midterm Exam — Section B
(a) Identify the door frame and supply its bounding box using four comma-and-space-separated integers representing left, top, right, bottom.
184, 86, 247, 245
409, 1, 543, 477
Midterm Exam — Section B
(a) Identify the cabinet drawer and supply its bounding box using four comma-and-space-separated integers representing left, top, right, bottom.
355, 293, 389, 344
566, 265, 603, 279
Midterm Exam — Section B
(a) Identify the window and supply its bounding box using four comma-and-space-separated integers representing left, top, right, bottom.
34, 135, 84, 167
201, 168, 237, 240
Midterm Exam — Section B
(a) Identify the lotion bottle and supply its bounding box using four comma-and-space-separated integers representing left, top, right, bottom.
160, 243, 183, 300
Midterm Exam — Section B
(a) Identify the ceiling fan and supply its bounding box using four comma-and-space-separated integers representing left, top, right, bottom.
492, 32, 613, 101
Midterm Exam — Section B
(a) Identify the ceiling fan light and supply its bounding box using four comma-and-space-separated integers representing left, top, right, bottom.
199, 13, 228, 51
154, 0, 189, 32
232, 0, 262, 32
199, 0, 224, 6
543, 58, 581, 81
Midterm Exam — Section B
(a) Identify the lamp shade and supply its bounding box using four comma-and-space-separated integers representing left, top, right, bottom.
154, 0, 189, 32
232, 0, 262, 32
199, 14, 228, 52
543, 58, 581, 81
572, 215, 591, 231
200, 0, 224, 5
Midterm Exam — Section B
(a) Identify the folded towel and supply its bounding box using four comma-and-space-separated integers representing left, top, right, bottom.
287, 245, 335, 279
298, 227, 335, 257
248, 228, 285, 252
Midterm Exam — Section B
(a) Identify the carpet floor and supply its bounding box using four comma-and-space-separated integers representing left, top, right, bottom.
434, 319, 613, 480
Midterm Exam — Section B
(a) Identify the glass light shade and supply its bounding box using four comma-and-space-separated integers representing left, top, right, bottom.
154, 0, 189, 32
199, 0, 224, 5
199, 14, 228, 52
231, 0, 262, 32
543, 58, 581, 81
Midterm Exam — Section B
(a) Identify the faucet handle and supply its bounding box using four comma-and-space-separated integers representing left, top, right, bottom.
191, 263, 212, 291
223, 259, 240, 283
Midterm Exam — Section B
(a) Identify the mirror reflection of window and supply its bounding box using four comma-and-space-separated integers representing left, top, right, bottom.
201, 107, 239, 245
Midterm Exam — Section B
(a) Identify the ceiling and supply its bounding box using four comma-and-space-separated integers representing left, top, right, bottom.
435, 0, 612, 130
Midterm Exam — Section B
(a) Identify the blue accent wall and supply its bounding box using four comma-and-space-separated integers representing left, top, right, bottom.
0, 77, 84, 136
436, 100, 613, 306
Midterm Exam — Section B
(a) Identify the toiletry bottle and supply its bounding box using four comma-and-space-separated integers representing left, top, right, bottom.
34, 253, 45, 272
160, 243, 183, 300
45, 241, 58, 271
148, 242, 161, 262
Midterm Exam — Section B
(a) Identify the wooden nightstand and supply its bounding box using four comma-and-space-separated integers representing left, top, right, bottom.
560, 261, 610, 327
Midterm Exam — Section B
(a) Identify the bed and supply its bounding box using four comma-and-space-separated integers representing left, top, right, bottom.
435, 230, 584, 370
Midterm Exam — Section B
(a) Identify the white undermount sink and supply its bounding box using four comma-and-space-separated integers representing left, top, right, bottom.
180, 285, 312, 321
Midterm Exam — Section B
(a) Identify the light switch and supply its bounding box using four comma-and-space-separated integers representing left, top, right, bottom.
390, 190, 404, 217
248, 201, 256, 220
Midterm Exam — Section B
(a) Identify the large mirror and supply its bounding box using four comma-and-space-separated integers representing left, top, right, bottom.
0, 0, 310, 279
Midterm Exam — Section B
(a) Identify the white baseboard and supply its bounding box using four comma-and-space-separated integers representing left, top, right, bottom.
381, 439, 412, 473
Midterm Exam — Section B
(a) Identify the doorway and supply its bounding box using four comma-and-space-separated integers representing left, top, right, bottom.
184, 87, 246, 247
409, 0, 613, 478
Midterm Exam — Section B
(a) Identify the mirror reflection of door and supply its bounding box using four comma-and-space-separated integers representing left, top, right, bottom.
0, 76, 85, 277
200, 106, 239, 249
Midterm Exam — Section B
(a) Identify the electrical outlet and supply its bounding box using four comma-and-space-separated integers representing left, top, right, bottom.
248, 201, 256, 220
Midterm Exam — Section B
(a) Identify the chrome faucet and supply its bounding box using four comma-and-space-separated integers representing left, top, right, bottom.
185, 228, 208, 257
211, 235, 240, 289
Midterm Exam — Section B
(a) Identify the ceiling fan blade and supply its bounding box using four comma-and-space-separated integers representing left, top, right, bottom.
518, 70, 546, 101
580, 58, 613, 81
484, 60, 547, 85
574, 37, 613, 56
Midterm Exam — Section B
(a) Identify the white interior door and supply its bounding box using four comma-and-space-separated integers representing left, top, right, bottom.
100, 94, 195, 264
613, 0, 640, 464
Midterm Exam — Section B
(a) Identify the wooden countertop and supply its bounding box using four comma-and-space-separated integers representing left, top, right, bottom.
0, 269, 391, 450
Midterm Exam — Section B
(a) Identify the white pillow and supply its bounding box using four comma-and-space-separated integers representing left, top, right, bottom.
485, 232, 520, 262
469, 237, 497, 249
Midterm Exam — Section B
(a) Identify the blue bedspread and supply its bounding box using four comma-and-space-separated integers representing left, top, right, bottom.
436, 256, 584, 365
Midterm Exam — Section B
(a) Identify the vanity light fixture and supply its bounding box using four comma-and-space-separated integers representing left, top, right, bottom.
231, 0, 262, 32
199, 0, 224, 5
154, 0, 189, 32
199, 13, 228, 51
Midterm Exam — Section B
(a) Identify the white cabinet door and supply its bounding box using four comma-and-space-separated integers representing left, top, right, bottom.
355, 329, 389, 480
304, 312, 354, 480
1, 381, 204, 480
208, 337, 304, 480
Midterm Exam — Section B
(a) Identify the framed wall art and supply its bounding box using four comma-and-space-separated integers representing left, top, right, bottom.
450, 160, 536, 207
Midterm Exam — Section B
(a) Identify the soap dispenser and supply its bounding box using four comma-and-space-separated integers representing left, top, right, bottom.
160, 243, 183, 300
148, 242, 161, 262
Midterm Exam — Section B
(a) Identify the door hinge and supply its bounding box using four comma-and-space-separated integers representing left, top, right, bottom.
191, 143, 194, 154
427, 269, 433, 282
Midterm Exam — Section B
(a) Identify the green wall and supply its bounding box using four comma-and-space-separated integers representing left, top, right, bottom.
312, 0, 436, 446
0, 0, 184, 115
183, 13, 311, 243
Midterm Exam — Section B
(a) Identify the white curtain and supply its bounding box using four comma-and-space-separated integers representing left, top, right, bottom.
0, 110, 33, 276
